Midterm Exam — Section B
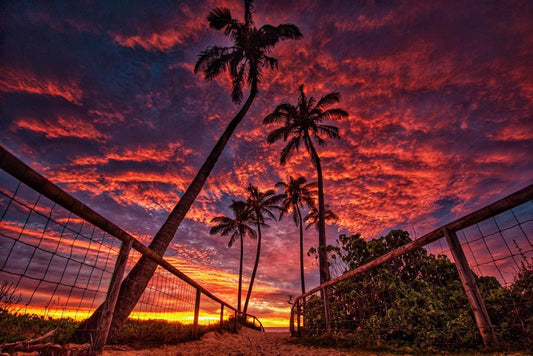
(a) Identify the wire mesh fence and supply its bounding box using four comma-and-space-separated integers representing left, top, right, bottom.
291, 185, 533, 351
0, 170, 120, 320
0, 146, 262, 349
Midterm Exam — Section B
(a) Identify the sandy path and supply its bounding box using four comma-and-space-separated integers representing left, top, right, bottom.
102, 328, 370, 356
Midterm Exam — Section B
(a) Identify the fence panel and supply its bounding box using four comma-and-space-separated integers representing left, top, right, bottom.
0, 169, 119, 320
291, 185, 533, 350
0, 146, 263, 349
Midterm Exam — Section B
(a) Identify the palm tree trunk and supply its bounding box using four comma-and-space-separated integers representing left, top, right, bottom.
73, 88, 257, 342
308, 141, 330, 284
297, 207, 306, 295
238, 233, 243, 313
243, 220, 261, 315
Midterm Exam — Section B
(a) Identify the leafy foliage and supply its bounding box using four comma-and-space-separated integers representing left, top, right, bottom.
195, 0, 302, 103
302, 230, 533, 351
0, 310, 78, 344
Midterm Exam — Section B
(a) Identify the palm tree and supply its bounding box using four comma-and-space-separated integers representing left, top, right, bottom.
276, 176, 316, 294
264, 84, 348, 284
210, 200, 256, 312
76, 1, 301, 341
242, 184, 281, 314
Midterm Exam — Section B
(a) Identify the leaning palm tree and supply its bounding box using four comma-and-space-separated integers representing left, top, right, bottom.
276, 176, 316, 294
75, 1, 302, 341
264, 84, 348, 284
210, 200, 256, 312
243, 184, 281, 314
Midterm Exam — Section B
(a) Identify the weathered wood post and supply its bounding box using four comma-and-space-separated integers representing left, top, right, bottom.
289, 303, 295, 336
443, 228, 497, 347
220, 303, 224, 328
193, 288, 201, 338
233, 309, 238, 332
296, 299, 302, 337
93, 238, 133, 350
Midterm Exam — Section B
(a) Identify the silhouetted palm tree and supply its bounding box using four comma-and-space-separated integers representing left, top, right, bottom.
243, 184, 281, 314
305, 205, 338, 230
276, 176, 316, 294
76, 1, 302, 341
264, 84, 348, 284
210, 200, 256, 312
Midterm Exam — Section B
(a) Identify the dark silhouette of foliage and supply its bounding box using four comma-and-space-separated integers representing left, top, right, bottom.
74, 1, 302, 342
210, 200, 256, 312
277, 176, 317, 294
302, 230, 533, 351
242, 184, 282, 314
264, 85, 348, 284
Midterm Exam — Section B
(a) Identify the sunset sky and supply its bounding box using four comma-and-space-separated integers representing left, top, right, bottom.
1, 0, 532, 327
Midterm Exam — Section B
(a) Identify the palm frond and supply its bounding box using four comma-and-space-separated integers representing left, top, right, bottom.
321, 108, 349, 121
259, 24, 303, 48
314, 134, 326, 146
317, 124, 340, 139
266, 126, 289, 144
280, 137, 301, 165
207, 8, 235, 31
231, 64, 246, 103
276, 24, 303, 40
316, 92, 341, 109
228, 232, 238, 247
194, 46, 230, 74
263, 55, 278, 70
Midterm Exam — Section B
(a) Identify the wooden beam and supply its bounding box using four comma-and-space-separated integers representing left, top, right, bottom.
444, 228, 497, 347
193, 288, 201, 338
294, 182, 533, 303
93, 238, 133, 350
220, 303, 224, 328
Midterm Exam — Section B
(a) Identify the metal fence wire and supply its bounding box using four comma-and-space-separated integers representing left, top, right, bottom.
291, 185, 533, 350
0, 146, 262, 349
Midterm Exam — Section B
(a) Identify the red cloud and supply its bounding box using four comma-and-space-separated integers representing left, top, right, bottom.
12, 116, 108, 142
0, 68, 83, 104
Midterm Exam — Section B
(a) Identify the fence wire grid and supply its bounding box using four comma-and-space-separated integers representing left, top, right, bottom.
292, 187, 533, 351
0, 146, 261, 348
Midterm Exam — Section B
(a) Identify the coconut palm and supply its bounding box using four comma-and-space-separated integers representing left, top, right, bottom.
264, 84, 348, 284
76, 1, 301, 341
276, 176, 316, 294
243, 184, 281, 314
210, 200, 256, 312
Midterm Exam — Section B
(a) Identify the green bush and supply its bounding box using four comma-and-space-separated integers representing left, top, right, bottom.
301, 230, 533, 352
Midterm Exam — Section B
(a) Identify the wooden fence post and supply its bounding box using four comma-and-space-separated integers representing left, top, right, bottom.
193, 288, 201, 338
443, 228, 497, 347
220, 303, 224, 328
93, 238, 133, 350
321, 287, 331, 333
296, 299, 302, 337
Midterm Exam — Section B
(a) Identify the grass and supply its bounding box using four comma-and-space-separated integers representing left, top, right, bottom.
0, 308, 244, 349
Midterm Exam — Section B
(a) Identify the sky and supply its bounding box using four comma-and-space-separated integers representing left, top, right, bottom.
1, 0, 532, 327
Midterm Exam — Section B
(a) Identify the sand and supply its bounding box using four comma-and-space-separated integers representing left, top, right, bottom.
101, 328, 369, 356
102, 329, 530, 356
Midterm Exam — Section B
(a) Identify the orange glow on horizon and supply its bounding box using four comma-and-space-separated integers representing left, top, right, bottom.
11, 305, 289, 328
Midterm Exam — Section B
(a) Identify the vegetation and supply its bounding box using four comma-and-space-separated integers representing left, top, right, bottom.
0, 312, 239, 348
300, 230, 533, 352
264, 84, 349, 284
0, 310, 78, 345
210, 200, 256, 312
277, 176, 317, 295
74, 0, 302, 342
242, 184, 282, 315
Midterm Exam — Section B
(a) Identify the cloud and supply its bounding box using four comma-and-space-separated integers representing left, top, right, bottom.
1, 0, 532, 327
